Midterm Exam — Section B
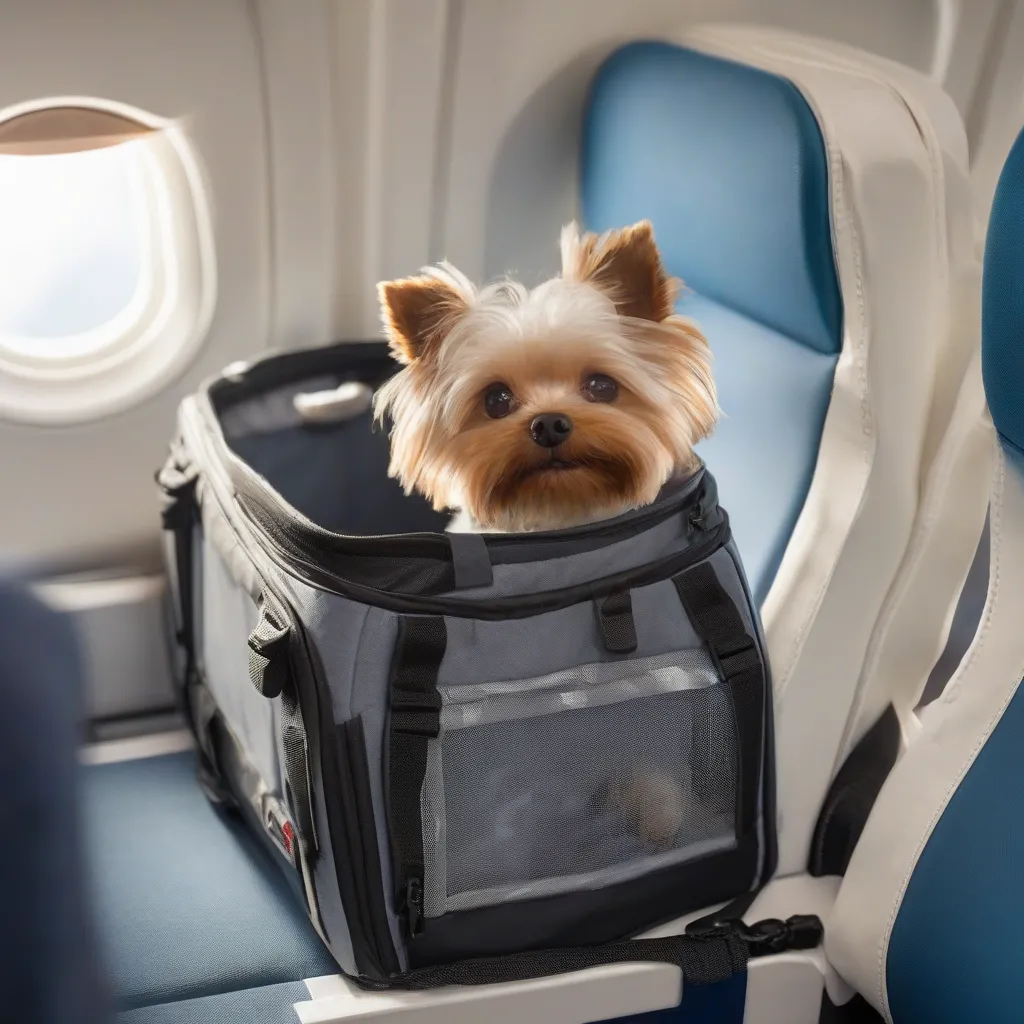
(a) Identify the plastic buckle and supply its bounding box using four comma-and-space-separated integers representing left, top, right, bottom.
715, 638, 760, 680
741, 915, 824, 958
390, 688, 442, 737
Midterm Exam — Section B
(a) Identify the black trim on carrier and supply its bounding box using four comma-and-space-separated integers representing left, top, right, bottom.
386, 616, 446, 938
335, 716, 402, 977
199, 340, 717, 598
238, 493, 729, 620
406, 833, 763, 969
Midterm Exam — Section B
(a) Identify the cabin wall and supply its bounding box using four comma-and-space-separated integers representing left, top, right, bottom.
0, 0, 1020, 579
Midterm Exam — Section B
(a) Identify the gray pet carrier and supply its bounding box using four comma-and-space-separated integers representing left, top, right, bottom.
158, 341, 820, 990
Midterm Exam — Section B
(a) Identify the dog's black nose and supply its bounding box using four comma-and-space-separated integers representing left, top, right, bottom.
530, 413, 573, 448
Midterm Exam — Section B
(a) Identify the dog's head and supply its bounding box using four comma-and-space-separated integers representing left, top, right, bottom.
373, 220, 717, 532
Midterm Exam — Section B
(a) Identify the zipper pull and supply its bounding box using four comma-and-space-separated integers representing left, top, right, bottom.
688, 501, 709, 532
406, 877, 424, 937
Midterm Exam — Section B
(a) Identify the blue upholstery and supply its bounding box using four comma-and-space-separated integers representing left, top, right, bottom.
685, 294, 836, 604
582, 41, 842, 356
982, 126, 1024, 454
886, 683, 1024, 1021
581, 40, 841, 601
884, 126, 1024, 1022
117, 980, 307, 1024
84, 751, 335, 1012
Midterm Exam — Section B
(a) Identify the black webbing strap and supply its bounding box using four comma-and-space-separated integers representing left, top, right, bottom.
598, 590, 639, 653
673, 562, 765, 838
157, 446, 198, 684
447, 532, 494, 589
388, 615, 446, 937
365, 914, 822, 991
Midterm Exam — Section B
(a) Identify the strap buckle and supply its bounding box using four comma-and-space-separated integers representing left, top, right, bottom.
738, 915, 824, 958
390, 688, 442, 737
714, 637, 760, 679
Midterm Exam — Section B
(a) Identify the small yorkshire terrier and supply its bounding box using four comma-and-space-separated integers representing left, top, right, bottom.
373, 220, 718, 535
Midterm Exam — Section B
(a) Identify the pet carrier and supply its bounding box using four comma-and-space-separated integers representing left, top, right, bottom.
158, 340, 818, 989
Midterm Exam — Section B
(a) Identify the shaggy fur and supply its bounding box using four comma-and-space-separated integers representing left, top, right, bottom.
374, 219, 717, 533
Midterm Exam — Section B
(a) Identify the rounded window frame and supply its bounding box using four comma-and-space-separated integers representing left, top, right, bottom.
0, 96, 216, 425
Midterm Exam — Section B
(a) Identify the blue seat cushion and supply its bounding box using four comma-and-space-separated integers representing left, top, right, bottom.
83, 752, 336, 1012
116, 980, 308, 1024
687, 293, 836, 604
582, 40, 842, 357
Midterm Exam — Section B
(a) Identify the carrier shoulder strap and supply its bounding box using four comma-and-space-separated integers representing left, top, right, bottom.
672, 561, 765, 837
387, 615, 446, 936
157, 441, 199, 682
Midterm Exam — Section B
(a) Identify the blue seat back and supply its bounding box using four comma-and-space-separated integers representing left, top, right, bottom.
884, 125, 1024, 1022
582, 41, 842, 356
580, 41, 843, 601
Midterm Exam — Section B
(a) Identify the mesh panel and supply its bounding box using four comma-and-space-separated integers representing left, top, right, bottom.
421, 650, 738, 917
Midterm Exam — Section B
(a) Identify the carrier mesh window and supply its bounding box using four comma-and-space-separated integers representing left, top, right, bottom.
421, 649, 738, 917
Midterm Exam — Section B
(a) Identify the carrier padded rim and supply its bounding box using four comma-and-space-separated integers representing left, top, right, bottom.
193, 342, 718, 598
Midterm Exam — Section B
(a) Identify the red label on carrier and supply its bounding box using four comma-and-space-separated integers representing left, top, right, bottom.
282, 820, 295, 855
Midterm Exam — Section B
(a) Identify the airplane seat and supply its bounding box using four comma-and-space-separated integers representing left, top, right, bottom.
84, 750, 335, 1020
583, 38, 842, 608
825, 122, 1024, 1024
582, 25, 988, 891
77, 25, 985, 1024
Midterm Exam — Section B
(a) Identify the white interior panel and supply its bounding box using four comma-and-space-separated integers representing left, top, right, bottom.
435, 0, 943, 289
3, 0, 1018, 575
0, 0, 270, 574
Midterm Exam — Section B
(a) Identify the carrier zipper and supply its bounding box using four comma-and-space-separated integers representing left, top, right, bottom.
405, 877, 425, 937
239, 502, 729, 620
688, 501, 710, 532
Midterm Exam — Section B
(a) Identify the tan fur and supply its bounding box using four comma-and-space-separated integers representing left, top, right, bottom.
374, 220, 718, 532
560, 220, 680, 322
377, 268, 471, 365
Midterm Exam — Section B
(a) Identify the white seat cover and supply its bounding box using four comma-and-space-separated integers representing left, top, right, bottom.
682, 24, 986, 876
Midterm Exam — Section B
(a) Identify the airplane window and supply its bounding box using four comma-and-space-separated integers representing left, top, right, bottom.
0, 103, 215, 425
0, 143, 149, 352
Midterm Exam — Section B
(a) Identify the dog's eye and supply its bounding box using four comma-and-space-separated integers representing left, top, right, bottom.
582, 373, 619, 403
483, 383, 515, 419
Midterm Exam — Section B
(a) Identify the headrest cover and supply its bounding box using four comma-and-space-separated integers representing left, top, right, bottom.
982, 126, 1024, 456
581, 41, 842, 356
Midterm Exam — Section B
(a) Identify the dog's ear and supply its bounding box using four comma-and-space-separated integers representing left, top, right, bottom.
378, 271, 470, 365
560, 220, 678, 322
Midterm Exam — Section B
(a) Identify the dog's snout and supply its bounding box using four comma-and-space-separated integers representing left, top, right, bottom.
530, 413, 573, 448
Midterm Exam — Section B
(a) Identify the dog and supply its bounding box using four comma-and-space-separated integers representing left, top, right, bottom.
374, 219, 718, 850
373, 219, 717, 535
